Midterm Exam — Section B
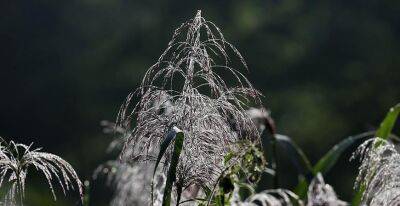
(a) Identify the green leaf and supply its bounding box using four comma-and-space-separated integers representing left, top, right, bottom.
351, 183, 365, 206
83, 180, 90, 206
214, 193, 224, 206
293, 176, 308, 199
376, 103, 400, 140
153, 129, 179, 177
201, 185, 212, 198
223, 152, 234, 165
275, 134, 313, 176
236, 182, 255, 198
312, 132, 372, 175
151, 127, 183, 205
162, 128, 184, 206
293, 131, 373, 198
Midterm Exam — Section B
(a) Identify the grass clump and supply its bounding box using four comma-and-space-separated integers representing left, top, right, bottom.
1, 10, 400, 206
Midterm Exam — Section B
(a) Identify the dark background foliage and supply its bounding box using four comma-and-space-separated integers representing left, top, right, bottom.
1, 0, 399, 205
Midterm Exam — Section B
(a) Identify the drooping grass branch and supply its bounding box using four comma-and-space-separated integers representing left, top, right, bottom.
0, 137, 83, 205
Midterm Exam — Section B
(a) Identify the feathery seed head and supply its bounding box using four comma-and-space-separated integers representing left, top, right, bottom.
93, 161, 166, 206
307, 173, 347, 206
352, 138, 400, 205
232, 189, 303, 206
0, 138, 83, 205
117, 10, 261, 192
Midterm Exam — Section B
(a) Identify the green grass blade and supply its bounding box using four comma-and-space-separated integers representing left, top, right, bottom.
162, 129, 184, 206
151, 127, 182, 205
293, 176, 308, 199
293, 132, 373, 198
312, 131, 373, 175
351, 184, 365, 206
153, 129, 179, 177
375, 103, 400, 140
83, 180, 90, 206
275, 134, 313, 176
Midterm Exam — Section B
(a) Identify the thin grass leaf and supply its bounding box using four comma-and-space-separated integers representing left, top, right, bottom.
351, 184, 364, 206
153, 127, 181, 179
162, 129, 184, 206
294, 132, 374, 199
293, 176, 308, 200
274, 134, 312, 199
83, 180, 90, 206
275, 134, 312, 177
151, 127, 182, 205
313, 131, 374, 175
375, 103, 400, 140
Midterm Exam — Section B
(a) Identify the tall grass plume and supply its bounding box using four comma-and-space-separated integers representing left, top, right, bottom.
0, 137, 83, 205
116, 10, 262, 203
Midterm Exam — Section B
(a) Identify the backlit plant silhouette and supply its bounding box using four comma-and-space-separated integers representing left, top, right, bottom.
0, 138, 83, 205
116, 10, 262, 204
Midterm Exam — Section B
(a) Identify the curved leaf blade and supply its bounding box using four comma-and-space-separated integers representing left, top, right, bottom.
162, 128, 184, 206
275, 134, 313, 176
153, 129, 178, 177
351, 184, 365, 206
151, 127, 182, 205
313, 131, 373, 175
294, 132, 374, 198
293, 177, 308, 199
376, 103, 400, 140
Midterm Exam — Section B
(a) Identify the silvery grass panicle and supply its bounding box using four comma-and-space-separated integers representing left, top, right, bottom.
307, 173, 347, 206
94, 160, 166, 206
100, 120, 128, 153
0, 138, 83, 205
232, 189, 303, 206
117, 10, 261, 201
95, 121, 167, 206
230, 173, 346, 206
352, 138, 400, 205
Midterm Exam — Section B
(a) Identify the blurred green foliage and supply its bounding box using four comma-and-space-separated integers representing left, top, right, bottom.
1, 0, 399, 205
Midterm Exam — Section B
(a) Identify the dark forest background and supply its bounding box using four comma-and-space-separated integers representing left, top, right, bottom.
1, 0, 399, 205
